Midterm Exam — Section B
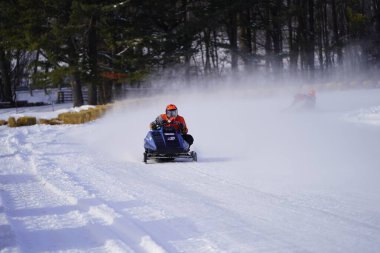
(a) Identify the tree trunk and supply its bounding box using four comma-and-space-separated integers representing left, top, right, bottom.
307, 0, 315, 79
114, 82, 122, 99
375, 0, 380, 34
30, 50, 40, 96
212, 30, 219, 72
238, 10, 253, 70
332, 0, 343, 65
252, 27, 257, 61
87, 14, 98, 105
316, 0, 324, 72
264, 5, 273, 72
66, 34, 84, 107
322, 0, 332, 69
374, 0, 380, 66
226, 10, 238, 72
14, 50, 20, 91
288, 0, 299, 74
181, 0, 192, 81
99, 79, 113, 104
265, 30, 272, 72
271, 1, 284, 74
0, 48, 13, 104
204, 29, 211, 75
44, 62, 49, 95
72, 71, 84, 107
297, 0, 307, 72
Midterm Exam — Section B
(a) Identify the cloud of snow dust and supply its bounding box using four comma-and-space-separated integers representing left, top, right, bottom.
72, 73, 380, 194
75, 74, 301, 164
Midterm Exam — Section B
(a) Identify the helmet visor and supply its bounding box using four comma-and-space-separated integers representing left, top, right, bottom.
166, 109, 178, 118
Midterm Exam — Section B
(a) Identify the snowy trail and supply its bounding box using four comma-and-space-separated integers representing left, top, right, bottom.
1, 126, 173, 253
1, 89, 380, 252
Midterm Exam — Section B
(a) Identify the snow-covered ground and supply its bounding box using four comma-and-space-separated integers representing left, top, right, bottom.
1, 87, 380, 253
0, 89, 95, 121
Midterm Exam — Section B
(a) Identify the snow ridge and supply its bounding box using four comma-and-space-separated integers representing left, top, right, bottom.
344, 105, 380, 125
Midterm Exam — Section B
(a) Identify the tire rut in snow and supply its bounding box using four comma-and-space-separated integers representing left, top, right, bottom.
5, 126, 177, 253
125, 161, 380, 252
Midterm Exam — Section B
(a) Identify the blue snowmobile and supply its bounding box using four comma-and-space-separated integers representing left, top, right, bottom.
143, 124, 197, 163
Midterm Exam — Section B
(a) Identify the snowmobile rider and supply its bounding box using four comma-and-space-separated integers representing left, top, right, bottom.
291, 88, 316, 109
150, 104, 194, 146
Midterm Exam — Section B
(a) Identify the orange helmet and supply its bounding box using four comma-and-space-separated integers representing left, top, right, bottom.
166, 104, 178, 118
309, 88, 316, 96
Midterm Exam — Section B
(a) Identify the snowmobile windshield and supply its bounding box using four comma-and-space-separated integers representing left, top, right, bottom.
166, 109, 178, 118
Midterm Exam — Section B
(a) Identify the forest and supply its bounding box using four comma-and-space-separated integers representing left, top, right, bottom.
0, 0, 379, 106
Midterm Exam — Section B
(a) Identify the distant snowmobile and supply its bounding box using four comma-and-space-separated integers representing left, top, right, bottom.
143, 123, 197, 163
290, 89, 316, 109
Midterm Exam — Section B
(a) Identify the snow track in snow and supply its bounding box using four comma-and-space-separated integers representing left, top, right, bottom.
0, 126, 172, 253
129, 161, 380, 253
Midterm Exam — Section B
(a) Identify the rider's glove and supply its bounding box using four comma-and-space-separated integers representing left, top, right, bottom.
178, 123, 186, 133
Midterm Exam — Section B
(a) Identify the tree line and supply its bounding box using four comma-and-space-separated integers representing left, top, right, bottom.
1, 0, 379, 106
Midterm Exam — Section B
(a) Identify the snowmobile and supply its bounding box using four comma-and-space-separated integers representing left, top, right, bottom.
143, 124, 197, 163
290, 89, 316, 110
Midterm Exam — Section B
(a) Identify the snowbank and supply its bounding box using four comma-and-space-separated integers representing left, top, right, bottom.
345, 105, 380, 126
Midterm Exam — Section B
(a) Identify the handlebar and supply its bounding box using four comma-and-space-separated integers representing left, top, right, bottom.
152, 121, 185, 133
